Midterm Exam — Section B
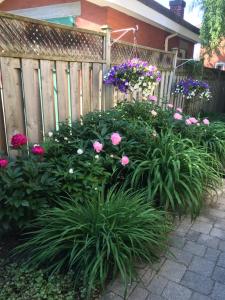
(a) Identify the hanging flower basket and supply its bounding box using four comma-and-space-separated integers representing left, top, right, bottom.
103, 58, 161, 100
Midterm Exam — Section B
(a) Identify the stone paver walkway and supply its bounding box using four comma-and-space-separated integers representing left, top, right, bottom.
102, 188, 225, 300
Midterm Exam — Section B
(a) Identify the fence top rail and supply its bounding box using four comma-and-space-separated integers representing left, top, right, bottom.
113, 39, 175, 55
0, 11, 106, 36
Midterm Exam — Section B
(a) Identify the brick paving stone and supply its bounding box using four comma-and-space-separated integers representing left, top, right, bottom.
101, 292, 123, 299
211, 282, 225, 300
191, 221, 213, 234
190, 293, 211, 300
128, 287, 149, 300
166, 246, 193, 267
212, 266, 225, 284
169, 233, 186, 250
159, 260, 186, 283
198, 233, 220, 249
185, 230, 201, 242
146, 294, 166, 300
208, 209, 225, 219
176, 219, 192, 235
162, 281, 192, 300
188, 256, 215, 277
210, 228, 225, 240
218, 240, 225, 251
147, 275, 168, 295
181, 271, 214, 295
204, 247, 220, 262
107, 278, 137, 298
217, 252, 225, 268
214, 220, 225, 231
183, 241, 206, 256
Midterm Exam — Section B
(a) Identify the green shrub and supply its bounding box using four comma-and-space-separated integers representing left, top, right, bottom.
0, 157, 60, 234
16, 188, 171, 298
129, 131, 221, 217
0, 259, 77, 300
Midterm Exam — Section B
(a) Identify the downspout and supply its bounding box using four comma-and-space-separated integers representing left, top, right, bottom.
165, 33, 178, 52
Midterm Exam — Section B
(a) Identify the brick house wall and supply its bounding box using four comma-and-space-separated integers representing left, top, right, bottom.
0, 0, 195, 57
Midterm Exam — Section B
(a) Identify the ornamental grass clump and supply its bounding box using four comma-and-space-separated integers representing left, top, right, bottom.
16, 188, 171, 298
129, 131, 221, 217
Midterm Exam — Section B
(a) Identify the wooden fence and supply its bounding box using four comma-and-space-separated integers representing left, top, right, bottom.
0, 12, 177, 155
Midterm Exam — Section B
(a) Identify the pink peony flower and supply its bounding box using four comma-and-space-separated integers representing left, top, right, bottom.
111, 133, 122, 146
167, 104, 173, 109
203, 118, 210, 125
0, 159, 8, 168
174, 113, 183, 120
11, 133, 27, 149
185, 118, 192, 125
176, 107, 183, 113
120, 155, 129, 166
93, 141, 103, 153
32, 144, 45, 155
149, 95, 157, 102
189, 117, 198, 124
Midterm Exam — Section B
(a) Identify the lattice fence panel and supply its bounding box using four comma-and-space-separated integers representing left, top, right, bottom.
111, 41, 174, 70
0, 13, 105, 61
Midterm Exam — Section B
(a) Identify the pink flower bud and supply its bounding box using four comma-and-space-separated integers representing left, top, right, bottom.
174, 113, 183, 120
176, 107, 183, 113
203, 118, 210, 125
120, 155, 129, 166
111, 133, 122, 146
0, 159, 8, 168
149, 95, 157, 102
93, 141, 103, 153
32, 144, 45, 155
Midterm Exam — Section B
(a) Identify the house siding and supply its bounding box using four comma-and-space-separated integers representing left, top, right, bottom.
0, 0, 195, 57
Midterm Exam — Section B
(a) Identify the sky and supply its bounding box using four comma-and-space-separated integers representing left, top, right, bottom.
156, 0, 202, 27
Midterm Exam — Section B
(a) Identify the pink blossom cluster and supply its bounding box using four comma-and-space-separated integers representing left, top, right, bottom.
0, 158, 8, 168
93, 132, 129, 166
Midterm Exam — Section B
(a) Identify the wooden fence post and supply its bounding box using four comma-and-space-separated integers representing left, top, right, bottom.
101, 25, 113, 110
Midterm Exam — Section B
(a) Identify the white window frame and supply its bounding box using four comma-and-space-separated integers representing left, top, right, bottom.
215, 62, 225, 71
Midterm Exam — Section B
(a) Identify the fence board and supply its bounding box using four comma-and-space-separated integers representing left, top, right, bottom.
40, 60, 55, 135
56, 61, 70, 123
70, 62, 81, 121
0, 57, 25, 154
92, 63, 101, 111
82, 62, 91, 115
22, 59, 42, 143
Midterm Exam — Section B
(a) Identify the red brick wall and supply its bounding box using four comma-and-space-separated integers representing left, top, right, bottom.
0, 0, 76, 10
0, 0, 195, 57
204, 41, 225, 69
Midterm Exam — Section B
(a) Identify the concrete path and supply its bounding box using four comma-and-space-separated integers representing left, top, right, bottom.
102, 189, 225, 300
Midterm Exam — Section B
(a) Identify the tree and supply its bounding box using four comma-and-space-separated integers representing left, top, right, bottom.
194, 0, 225, 51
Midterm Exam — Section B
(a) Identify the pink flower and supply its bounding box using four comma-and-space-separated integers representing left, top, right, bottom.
176, 107, 183, 113
111, 133, 122, 146
93, 141, 103, 153
32, 144, 45, 155
120, 155, 129, 166
149, 95, 157, 102
167, 104, 173, 109
189, 117, 198, 124
203, 118, 210, 125
156, 77, 161, 82
174, 113, 183, 120
0, 159, 8, 168
11, 133, 27, 149
185, 118, 192, 125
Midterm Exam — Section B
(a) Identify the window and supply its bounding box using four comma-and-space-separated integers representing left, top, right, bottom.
215, 62, 225, 71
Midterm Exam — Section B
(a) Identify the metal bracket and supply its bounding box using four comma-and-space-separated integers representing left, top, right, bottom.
111, 25, 139, 46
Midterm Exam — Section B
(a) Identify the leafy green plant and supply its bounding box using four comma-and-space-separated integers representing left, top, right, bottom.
0, 259, 77, 300
16, 188, 171, 298
129, 131, 221, 217
0, 157, 60, 234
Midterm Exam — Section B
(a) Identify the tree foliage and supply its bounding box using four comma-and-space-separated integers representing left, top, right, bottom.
194, 0, 225, 51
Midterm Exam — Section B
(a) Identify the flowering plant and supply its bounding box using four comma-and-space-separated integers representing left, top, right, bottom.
104, 58, 161, 99
174, 78, 211, 101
